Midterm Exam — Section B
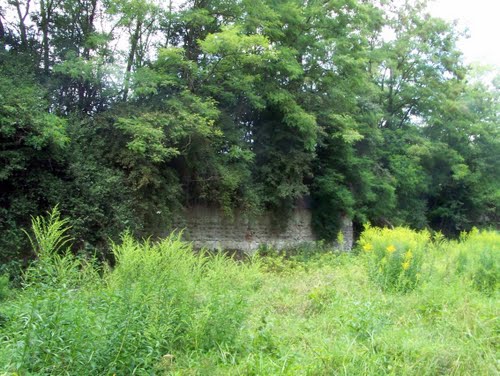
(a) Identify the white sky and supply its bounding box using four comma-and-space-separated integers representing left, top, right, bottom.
428, 0, 500, 67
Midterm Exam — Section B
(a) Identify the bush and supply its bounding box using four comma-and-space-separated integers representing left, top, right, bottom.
358, 226, 430, 292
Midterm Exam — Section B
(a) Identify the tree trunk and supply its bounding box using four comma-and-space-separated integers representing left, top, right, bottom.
164, 0, 173, 47
40, 0, 50, 73
14, 0, 30, 50
123, 18, 142, 102
0, 15, 5, 41
82, 0, 98, 59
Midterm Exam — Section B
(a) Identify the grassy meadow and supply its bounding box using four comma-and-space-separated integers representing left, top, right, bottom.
0, 210, 498, 375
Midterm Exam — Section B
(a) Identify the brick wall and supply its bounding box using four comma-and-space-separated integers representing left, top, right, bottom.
169, 205, 353, 253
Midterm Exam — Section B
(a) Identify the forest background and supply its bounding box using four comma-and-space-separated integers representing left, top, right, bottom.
0, 0, 498, 267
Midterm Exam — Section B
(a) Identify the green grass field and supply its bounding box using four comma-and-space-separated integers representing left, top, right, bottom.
0, 210, 498, 375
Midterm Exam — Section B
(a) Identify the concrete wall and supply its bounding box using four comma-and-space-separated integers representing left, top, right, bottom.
170, 205, 353, 253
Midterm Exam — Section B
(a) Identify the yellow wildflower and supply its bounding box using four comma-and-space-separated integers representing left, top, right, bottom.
386, 244, 396, 254
404, 250, 413, 260
402, 261, 411, 270
363, 243, 373, 252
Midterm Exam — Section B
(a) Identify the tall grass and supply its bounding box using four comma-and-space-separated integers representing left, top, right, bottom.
455, 228, 499, 294
0, 211, 498, 374
0, 208, 261, 374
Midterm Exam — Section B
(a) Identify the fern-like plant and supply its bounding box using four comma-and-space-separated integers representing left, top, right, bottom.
23, 205, 72, 260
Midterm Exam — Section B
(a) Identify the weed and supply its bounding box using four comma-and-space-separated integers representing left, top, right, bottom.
455, 229, 499, 294
0, 212, 498, 375
0, 274, 8, 301
0, 209, 262, 374
358, 225, 429, 292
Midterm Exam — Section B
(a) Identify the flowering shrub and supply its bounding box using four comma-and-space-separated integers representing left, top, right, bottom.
359, 226, 430, 292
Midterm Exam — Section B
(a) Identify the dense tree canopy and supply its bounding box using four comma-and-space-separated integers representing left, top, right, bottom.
0, 0, 498, 263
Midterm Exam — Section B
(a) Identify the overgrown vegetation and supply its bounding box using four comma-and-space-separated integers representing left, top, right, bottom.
0, 0, 499, 264
359, 226, 430, 292
0, 209, 498, 374
0, 209, 262, 374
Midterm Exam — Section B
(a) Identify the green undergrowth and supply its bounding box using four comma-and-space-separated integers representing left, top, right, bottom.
0, 208, 262, 375
0, 211, 498, 375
